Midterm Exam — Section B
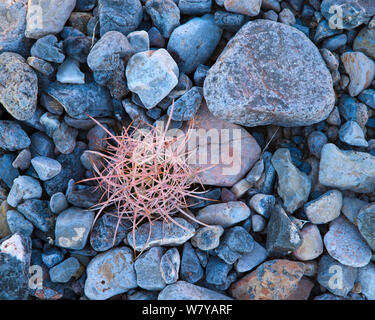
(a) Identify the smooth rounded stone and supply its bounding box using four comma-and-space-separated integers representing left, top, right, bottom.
30, 35, 65, 63
135, 247, 166, 290
52, 121, 78, 155
41, 247, 64, 268
126, 49, 179, 109
357, 203, 375, 251
160, 248, 180, 284
0, 154, 19, 189
98, 0, 142, 36
320, 48, 339, 72
55, 207, 95, 250
223, 0, 261, 16
359, 89, 375, 109
251, 214, 266, 232
304, 189, 343, 224
180, 242, 204, 283
319, 143, 375, 193
56, 58, 85, 84
214, 11, 245, 32
0, 202, 11, 238
167, 87, 202, 121
204, 20, 334, 127
191, 225, 224, 251
245, 158, 264, 185
6, 210, 34, 237
293, 224, 323, 261
49, 257, 80, 283
248, 194, 275, 219
354, 27, 375, 60
342, 196, 367, 224
271, 148, 311, 213
17, 200, 54, 233
127, 31, 149, 53
66, 186, 101, 209
0, 52, 38, 121
187, 188, 221, 209
327, 107, 341, 127
12, 149, 31, 171
90, 214, 129, 252
307, 131, 328, 159
324, 216, 372, 268
206, 256, 232, 285
341, 51, 375, 97
85, 246, 137, 300
145, 0, 180, 38
46, 81, 113, 120
182, 103, 261, 187
234, 242, 267, 273
0, 233, 32, 300
7, 175, 42, 208
229, 259, 305, 300
148, 27, 165, 48
49, 193, 68, 214
27, 57, 54, 76
266, 205, 302, 257
358, 262, 375, 300
322, 34, 347, 51
178, 0, 211, 15
317, 254, 358, 297
31, 156, 62, 181
64, 115, 115, 130
196, 201, 250, 228
25, 0, 76, 39
87, 124, 108, 151
127, 218, 195, 251
167, 14, 222, 74
339, 120, 368, 147
80, 150, 101, 170
0, 121, 30, 152
87, 31, 134, 72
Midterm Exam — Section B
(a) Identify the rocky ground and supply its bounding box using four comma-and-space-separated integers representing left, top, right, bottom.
1, 0, 375, 300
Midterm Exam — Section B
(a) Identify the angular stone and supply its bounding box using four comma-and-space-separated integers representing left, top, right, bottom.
357, 203, 375, 251
167, 86, 202, 121
342, 196, 367, 224
293, 224, 323, 261
56, 58, 85, 84
17, 200, 54, 233
0, 121, 30, 152
52, 121, 78, 155
354, 27, 375, 60
49, 257, 80, 283
234, 242, 267, 273
6, 210, 34, 237
30, 35, 65, 63
248, 194, 275, 219
160, 248, 180, 284
206, 256, 232, 285
7, 175, 42, 207
191, 225, 224, 251
358, 262, 375, 300
339, 120, 368, 147
180, 242, 203, 283
31, 156, 62, 181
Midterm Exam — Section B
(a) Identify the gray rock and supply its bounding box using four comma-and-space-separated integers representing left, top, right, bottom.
191, 225, 224, 251
327, 107, 341, 126
49, 192, 69, 214
354, 27, 375, 60
84, 246, 137, 300
224, 0, 261, 16
307, 131, 328, 158
63, 35, 92, 63
358, 262, 375, 300
320, 48, 340, 72
17, 200, 54, 233
7, 175, 42, 207
52, 121, 78, 155
0, 121, 30, 152
251, 214, 266, 232
214, 11, 245, 32
0, 154, 20, 189
56, 58, 85, 84
127, 31, 149, 53
167, 86, 202, 121
0, 52, 38, 121
357, 203, 375, 251
122, 99, 153, 126
160, 248, 180, 284
31, 156, 62, 181
40, 112, 60, 137
342, 196, 367, 224
206, 256, 232, 285
30, 35, 65, 63
235, 242, 267, 273
248, 194, 275, 219
41, 247, 64, 268
203, 20, 335, 127
324, 216, 372, 267
319, 143, 375, 193
49, 257, 80, 283
179, 0, 211, 15
193, 64, 209, 86
279, 8, 296, 25
245, 158, 264, 185
6, 210, 34, 237
271, 148, 311, 213
180, 242, 204, 283
55, 207, 95, 250
293, 224, 323, 261
30, 132, 54, 158
12, 149, 31, 171
339, 120, 368, 147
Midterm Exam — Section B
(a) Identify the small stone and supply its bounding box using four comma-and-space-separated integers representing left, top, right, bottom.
41, 247, 64, 268
293, 224, 323, 261
357, 203, 375, 251
52, 121, 78, 155
224, 0, 261, 16
359, 89, 375, 109
191, 225, 224, 251
7, 175, 42, 207
324, 216, 372, 268
63, 36, 92, 63
127, 290, 158, 300
180, 242, 204, 283
286, 277, 314, 300
30, 35, 65, 64
17, 200, 54, 233
188, 188, 221, 209
357, 262, 375, 300
304, 190, 343, 224
49, 192, 68, 214
148, 27, 165, 48
327, 107, 341, 126
214, 11, 245, 32
127, 31, 149, 53
341, 196, 367, 224
245, 158, 264, 185
320, 48, 339, 72
230, 179, 251, 198
30, 132, 54, 158
122, 99, 153, 126
235, 242, 267, 273
31, 156, 62, 181
307, 131, 328, 158
179, 0, 211, 15
354, 27, 375, 60
251, 214, 266, 232
49, 257, 80, 283
56, 58, 85, 84
279, 8, 296, 25
27, 57, 54, 76
160, 248, 180, 284
339, 120, 368, 147
248, 194, 275, 219
12, 149, 31, 171
0, 121, 30, 152
167, 87, 202, 121
6, 210, 34, 237
322, 34, 347, 51
0, 154, 19, 188
206, 256, 232, 285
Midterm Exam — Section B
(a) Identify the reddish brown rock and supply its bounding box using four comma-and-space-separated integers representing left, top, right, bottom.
286, 277, 314, 300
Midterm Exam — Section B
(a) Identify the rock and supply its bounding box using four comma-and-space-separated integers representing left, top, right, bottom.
320, 48, 340, 72
188, 188, 221, 209
30, 132, 54, 158
52, 121, 78, 154
12, 149, 31, 171
6, 210, 34, 237
339, 120, 368, 147
0, 154, 20, 188
167, 14, 222, 74
229, 259, 304, 300
41, 247, 64, 268
251, 214, 266, 232
342, 196, 367, 224
359, 89, 375, 109
30, 35, 65, 63
135, 247, 166, 290
0, 52, 38, 121
127, 218, 195, 251
17, 200, 54, 233
179, 0, 211, 15
127, 290, 158, 300
204, 20, 334, 127
354, 27, 375, 60
180, 242, 204, 283
307, 131, 328, 158
56, 58, 85, 84
49, 257, 80, 283
279, 8, 296, 25
25, 0, 76, 39
317, 254, 357, 297
357, 203, 375, 251
223, 0, 261, 16
148, 27, 165, 48
158, 281, 232, 300
206, 256, 232, 285
40, 112, 60, 137
63, 36, 92, 63
145, 0, 180, 38
66, 186, 101, 209
0, 121, 30, 152
324, 216, 372, 267
55, 207, 95, 250
358, 262, 375, 300
322, 34, 347, 51
271, 148, 311, 213
160, 248, 180, 284
127, 31, 149, 53
31, 156, 62, 181
248, 194, 275, 219
191, 225, 224, 251
7, 175, 42, 207
84, 247, 137, 300
122, 99, 153, 126
98, 0, 143, 36
319, 143, 375, 193
0, 233, 31, 299
293, 224, 323, 261
266, 205, 302, 257
286, 277, 314, 300
46, 81, 113, 120
341, 51, 375, 97
167, 87, 202, 121
196, 201, 250, 228
234, 242, 267, 273
304, 190, 343, 224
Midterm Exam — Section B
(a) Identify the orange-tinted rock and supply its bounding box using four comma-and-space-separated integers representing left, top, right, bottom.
286, 277, 314, 300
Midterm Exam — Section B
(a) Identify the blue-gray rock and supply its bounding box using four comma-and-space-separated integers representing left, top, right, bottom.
30, 35, 65, 63
167, 14, 222, 74
248, 194, 275, 219
148, 27, 165, 48
6, 210, 34, 237
30, 132, 54, 158
223, 0, 261, 16
127, 31, 149, 53
357, 203, 375, 251
322, 34, 347, 51
76, 0, 96, 11
320, 48, 340, 72
66, 186, 102, 209
188, 188, 221, 209
41, 247, 65, 268
263, 9, 278, 21
358, 262, 375, 300
314, 19, 342, 43
214, 11, 245, 32
56, 58, 85, 84
128, 290, 159, 300
7, 175, 42, 207
98, 0, 143, 36
358, 89, 375, 109
17, 200, 54, 233
195, 249, 208, 268
63, 36, 92, 63
279, 8, 296, 25
0, 121, 30, 152
12, 149, 31, 171
235, 242, 267, 273
342, 196, 367, 224
206, 256, 232, 285
354, 27, 375, 60
160, 248, 180, 284
122, 99, 153, 126
179, 0, 211, 15
307, 131, 328, 158
193, 64, 209, 87
339, 120, 368, 147
31, 156, 62, 181
49, 192, 69, 214
55, 207, 95, 250
251, 214, 266, 232
40, 112, 60, 137
135, 247, 167, 290
167, 86, 202, 121
85, 246, 137, 300
145, 0, 180, 38
261, 0, 281, 11
49, 257, 80, 283
27, 56, 54, 76
180, 242, 204, 283
191, 225, 224, 251
0, 154, 19, 188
